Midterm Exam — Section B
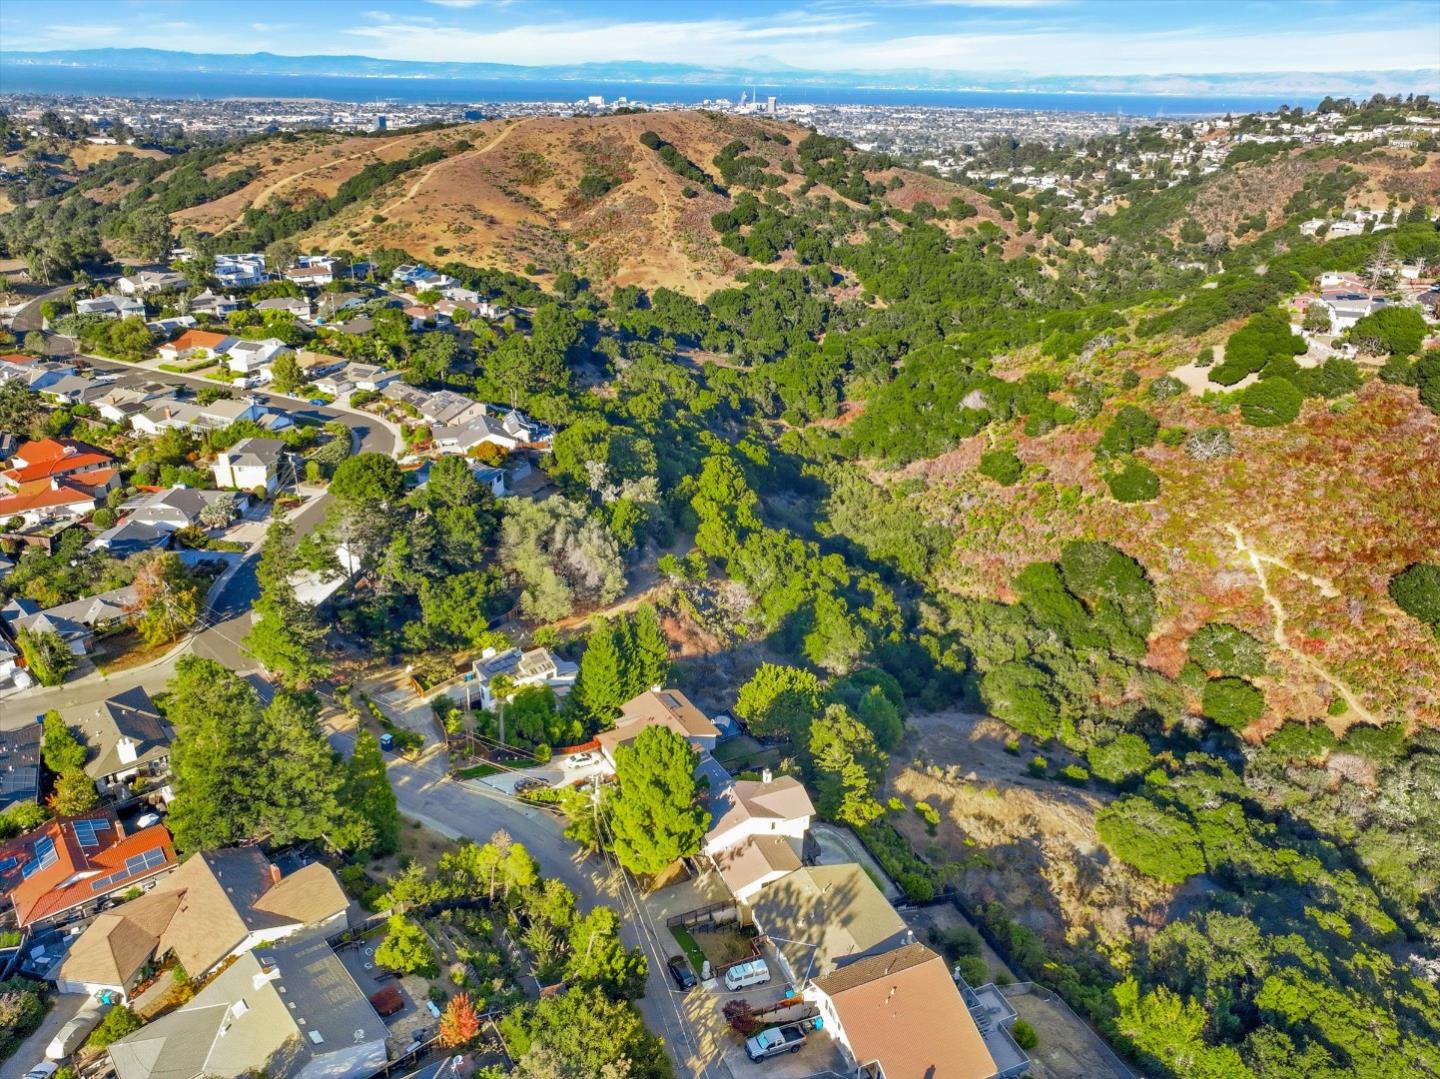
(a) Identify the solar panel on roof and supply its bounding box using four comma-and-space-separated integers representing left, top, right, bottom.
20, 835, 56, 878
0, 857, 17, 873
72, 819, 103, 849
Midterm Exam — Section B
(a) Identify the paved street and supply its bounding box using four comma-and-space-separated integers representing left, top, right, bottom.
326, 728, 729, 1079
0, 351, 399, 717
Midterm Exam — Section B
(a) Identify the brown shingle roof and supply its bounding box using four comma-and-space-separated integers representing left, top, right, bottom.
812, 943, 997, 1079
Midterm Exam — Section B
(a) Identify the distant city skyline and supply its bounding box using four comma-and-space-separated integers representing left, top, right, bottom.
1, 0, 1437, 98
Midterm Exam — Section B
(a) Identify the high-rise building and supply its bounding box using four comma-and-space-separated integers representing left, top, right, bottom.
375, 115, 387, 131
767, 96, 777, 117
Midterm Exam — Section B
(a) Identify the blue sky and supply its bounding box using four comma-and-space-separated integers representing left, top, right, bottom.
2, 0, 1438, 85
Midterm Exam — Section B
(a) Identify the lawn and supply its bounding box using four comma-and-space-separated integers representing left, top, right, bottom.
669, 926, 707, 973
712, 734, 783, 772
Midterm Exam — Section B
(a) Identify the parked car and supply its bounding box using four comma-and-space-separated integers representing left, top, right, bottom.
745, 1022, 809, 1062
666, 954, 697, 992
562, 752, 596, 769
23, 1064, 59, 1079
47, 1005, 106, 1059
513, 776, 549, 794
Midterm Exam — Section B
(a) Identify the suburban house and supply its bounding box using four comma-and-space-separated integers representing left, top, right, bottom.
146, 315, 198, 337
0, 472, 114, 527
1318, 290, 1389, 333
2, 597, 92, 655
312, 361, 399, 398
132, 397, 265, 436
188, 290, 243, 318
0, 355, 74, 391
126, 486, 236, 532
805, 942, 1004, 1079
70, 686, 174, 802
40, 585, 139, 639
316, 292, 365, 321
748, 863, 913, 986
39, 374, 115, 407
0, 632, 34, 694
107, 931, 387, 1079
76, 294, 145, 319
213, 253, 266, 288
225, 337, 292, 378
469, 646, 579, 709
89, 518, 173, 558
4, 438, 115, 488
255, 295, 312, 319
0, 721, 41, 813
156, 329, 236, 364
283, 262, 336, 288
703, 774, 816, 903
213, 437, 287, 495
0, 439, 118, 526
118, 271, 188, 296
391, 263, 457, 291
57, 847, 349, 1001
0, 813, 177, 928
94, 383, 174, 426
431, 407, 550, 455
597, 688, 721, 766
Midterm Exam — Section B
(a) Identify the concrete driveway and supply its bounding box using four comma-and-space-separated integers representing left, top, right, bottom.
0, 991, 91, 1078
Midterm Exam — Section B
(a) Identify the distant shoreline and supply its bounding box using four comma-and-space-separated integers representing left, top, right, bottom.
0, 66, 1296, 118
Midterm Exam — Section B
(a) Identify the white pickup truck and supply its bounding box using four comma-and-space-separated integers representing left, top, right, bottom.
745, 1021, 809, 1061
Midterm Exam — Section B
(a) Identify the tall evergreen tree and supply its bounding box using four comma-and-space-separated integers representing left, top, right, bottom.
255, 691, 348, 847
165, 657, 268, 852
608, 726, 710, 876
342, 729, 400, 855
576, 618, 625, 726
244, 521, 331, 686
630, 604, 670, 693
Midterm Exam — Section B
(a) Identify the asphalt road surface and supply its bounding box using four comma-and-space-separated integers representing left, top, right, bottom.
326, 729, 723, 1079
77, 354, 398, 672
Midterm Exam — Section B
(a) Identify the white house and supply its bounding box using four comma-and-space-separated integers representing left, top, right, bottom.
225, 337, 291, 378
283, 263, 335, 288
212, 436, 286, 494
117, 270, 188, 296
703, 773, 816, 903
156, 329, 236, 364
213, 253, 266, 288
468, 646, 579, 710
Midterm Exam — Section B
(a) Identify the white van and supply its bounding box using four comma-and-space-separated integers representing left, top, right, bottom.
723, 957, 770, 992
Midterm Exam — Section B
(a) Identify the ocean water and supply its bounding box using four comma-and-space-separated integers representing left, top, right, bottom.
0, 64, 1293, 118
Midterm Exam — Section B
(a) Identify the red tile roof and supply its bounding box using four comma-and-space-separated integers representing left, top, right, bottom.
164, 329, 230, 353
4, 439, 115, 486
0, 479, 100, 516
0, 814, 176, 927
0, 353, 41, 365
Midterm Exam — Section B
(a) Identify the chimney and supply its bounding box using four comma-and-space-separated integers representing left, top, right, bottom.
650, 684, 662, 693
116, 735, 138, 765
268, 863, 282, 887
762, 768, 773, 785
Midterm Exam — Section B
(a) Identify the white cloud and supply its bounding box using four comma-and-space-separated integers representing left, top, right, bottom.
328, 10, 1439, 77
251, 22, 292, 33
426, 0, 484, 7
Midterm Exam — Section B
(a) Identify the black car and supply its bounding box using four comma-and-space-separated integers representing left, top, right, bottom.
666, 954, 698, 992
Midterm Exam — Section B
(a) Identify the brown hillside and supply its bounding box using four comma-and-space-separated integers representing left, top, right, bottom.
1176, 147, 1440, 239
300, 111, 810, 296
169, 126, 478, 235
154, 111, 984, 297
